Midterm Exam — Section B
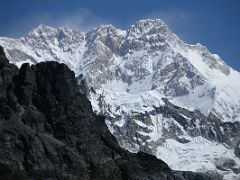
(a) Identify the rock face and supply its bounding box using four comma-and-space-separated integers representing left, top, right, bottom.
0, 47, 175, 180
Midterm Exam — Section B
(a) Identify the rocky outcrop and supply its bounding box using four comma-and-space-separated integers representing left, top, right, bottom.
174, 171, 222, 180
0, 46, 176, 180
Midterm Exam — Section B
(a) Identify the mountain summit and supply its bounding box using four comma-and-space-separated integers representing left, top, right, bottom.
1, 19, 240, 179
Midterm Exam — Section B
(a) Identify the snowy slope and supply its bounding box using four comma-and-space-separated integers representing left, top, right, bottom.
1, 19, 240, 179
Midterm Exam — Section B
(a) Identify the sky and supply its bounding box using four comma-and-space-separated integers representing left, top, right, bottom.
0, 0, 240, 70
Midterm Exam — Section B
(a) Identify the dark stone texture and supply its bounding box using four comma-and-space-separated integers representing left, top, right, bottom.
174, 171, 222, 180
0, 46, 175, 180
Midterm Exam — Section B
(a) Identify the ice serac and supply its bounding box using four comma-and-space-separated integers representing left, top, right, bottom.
1, 19, 240, 179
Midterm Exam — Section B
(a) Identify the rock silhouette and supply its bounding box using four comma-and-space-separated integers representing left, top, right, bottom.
0, 46, 175, 180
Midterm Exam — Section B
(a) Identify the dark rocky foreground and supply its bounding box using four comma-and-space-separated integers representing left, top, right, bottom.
0, 46, 221, 180
0, 46, 176, 180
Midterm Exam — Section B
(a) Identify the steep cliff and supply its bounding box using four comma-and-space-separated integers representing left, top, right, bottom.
0, 46, 175, 180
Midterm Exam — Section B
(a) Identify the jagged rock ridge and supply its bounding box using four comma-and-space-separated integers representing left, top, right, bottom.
0, 46, 178, 180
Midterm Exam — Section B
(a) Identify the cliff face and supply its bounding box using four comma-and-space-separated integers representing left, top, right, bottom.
0, 46, 175, 180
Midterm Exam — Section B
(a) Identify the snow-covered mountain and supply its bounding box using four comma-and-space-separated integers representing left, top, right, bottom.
1, 19, 240, 179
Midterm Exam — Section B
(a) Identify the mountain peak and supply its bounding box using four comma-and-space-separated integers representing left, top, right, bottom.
134, 19, 167, 27
88, 24, 126, 37
1, 19, 240, 179
32, 24, 56, 33
98, 24, 116, 30
26, 24, 58, 39
127, 19, 170, 38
